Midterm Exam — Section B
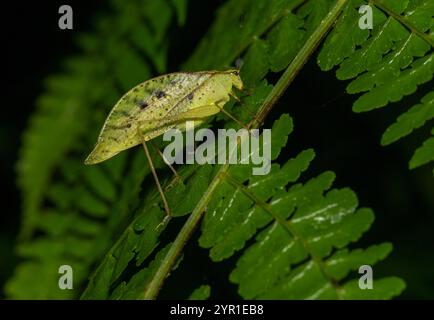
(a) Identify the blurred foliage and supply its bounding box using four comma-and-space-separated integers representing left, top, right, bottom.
6, 0, 433, 299
7, 0, 186, 298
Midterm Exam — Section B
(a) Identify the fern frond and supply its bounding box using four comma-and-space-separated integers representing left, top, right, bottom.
184, 0, 306, 71
188, 285, 211, 300
198, 115, 404, 299
318, 0, 434, 169
410, 128, 434, 170
80, 165, 213, 299
10, 0, 411, 300
382, 91, 433, 145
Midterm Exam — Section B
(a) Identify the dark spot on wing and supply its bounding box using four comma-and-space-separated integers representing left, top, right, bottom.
187, 93, 194, 100
137, 100, 148, 109
155, 90, 166, 99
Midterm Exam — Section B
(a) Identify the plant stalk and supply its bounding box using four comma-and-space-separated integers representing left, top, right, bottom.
143, 0, 348, 300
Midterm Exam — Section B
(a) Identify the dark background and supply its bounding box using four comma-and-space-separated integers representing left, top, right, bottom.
2, 1, 433, 299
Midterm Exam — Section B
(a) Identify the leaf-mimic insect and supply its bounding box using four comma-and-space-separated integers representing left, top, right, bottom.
85, 70, 244, 218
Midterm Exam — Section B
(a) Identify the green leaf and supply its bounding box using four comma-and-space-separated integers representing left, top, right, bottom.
200, 143, 315, 261
324, 243, 393, 280
188, 285, 211, 300
337, 14, 407, 80
340, 277, 406, 299
267, 14, 305, 72
318, 0, 434, 169
318, 0, 369, 71
167, 165, 214, 217
382, 91, 434, 145
352, 54, 434, 111
110, 244, 175, 300
184, 0, 297, 70
240, 39, 270, 87
298, 0, 334, 35
170, 0, 188, 26
409, 128, 434, 169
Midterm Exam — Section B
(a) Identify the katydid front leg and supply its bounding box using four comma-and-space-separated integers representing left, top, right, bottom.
213, 98, 251, 131
137, 124, 174, 230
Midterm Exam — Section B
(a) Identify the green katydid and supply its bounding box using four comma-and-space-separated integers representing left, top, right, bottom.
85, 69, 245, 218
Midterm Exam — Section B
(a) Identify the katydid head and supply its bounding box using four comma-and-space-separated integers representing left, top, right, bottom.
224, 69, 243, 91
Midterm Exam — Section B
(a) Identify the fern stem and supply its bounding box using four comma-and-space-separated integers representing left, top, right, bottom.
372, 0, 434, 48
143, 165, 229, 299
144, 0, 348, 300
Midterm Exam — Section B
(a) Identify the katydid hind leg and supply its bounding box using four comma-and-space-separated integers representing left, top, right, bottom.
141, 139, 172, 220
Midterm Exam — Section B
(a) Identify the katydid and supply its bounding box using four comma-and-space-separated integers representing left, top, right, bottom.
85, 70, 244, 218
